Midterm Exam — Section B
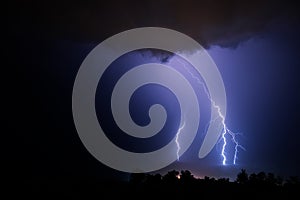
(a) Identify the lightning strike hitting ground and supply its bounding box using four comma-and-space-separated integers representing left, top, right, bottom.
175, 121, 186, 161
176, 58, 244, 165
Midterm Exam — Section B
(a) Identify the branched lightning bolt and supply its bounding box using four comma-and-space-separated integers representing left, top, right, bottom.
176, 58, 244, 165
227, 129, 246, 164
175, 121, 186, 161
212, 87, 245, 165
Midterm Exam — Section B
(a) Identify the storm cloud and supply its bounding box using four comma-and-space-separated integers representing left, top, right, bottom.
10, 0, 298, 49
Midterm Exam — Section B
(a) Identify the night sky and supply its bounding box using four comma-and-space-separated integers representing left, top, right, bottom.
8, 0, 300, 182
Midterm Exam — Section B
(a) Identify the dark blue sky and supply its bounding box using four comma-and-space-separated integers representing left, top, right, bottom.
8, 0, 300, 181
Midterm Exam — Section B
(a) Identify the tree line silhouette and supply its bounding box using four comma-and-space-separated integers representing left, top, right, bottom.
22, 169, 299, 199
127, 169, 299, 198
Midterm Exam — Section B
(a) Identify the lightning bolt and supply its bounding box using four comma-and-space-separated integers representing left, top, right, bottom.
175, 121, 186, 161
176, 57, 244, 165
213, 102, 241, 165
227, 129, 245, 164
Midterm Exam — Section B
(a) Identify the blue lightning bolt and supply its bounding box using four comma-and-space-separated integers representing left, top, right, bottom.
227, 129, 245, 164
176, 57, 244, 165
175, 121, 186, 161
213, 98, 245, 165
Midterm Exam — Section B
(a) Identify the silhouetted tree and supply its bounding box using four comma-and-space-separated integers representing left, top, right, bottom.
266, 173, 277, 186
162, 170, 179, 184
180, 170, 194, 183
249, 173, 258, 185
204, 176, 216, 183
285, 176, 300, 186
236, 169, 248, 184
283, 176, 300, 193
217, 177, 230, 184
257, 171, 266, 183
276, 175, 283, 186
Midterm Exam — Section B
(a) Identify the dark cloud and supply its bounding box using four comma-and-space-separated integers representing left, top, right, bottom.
10, 0, 299, 48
